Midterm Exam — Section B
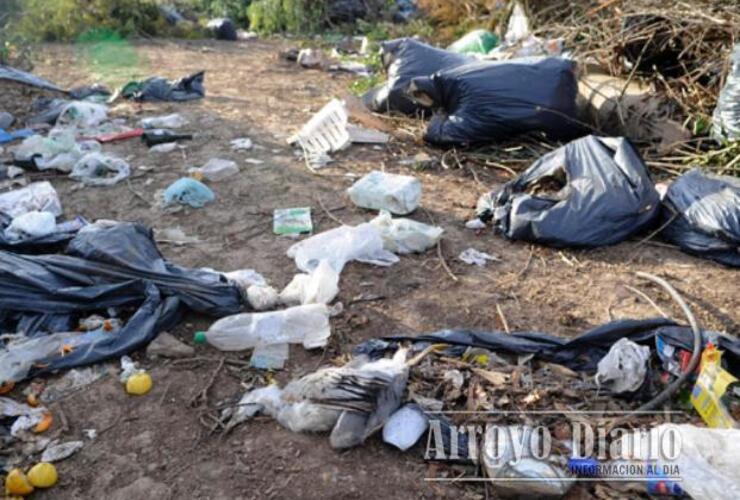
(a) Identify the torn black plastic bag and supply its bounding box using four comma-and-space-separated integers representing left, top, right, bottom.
384, 318, 740, 374
409, 57, 579, 146
661, 169, 740, 267
0, 222, 242, 382
363, 38, 473, 115
479, 135, 660, 247
207, 18, 237, 41
121, 71, 205, 102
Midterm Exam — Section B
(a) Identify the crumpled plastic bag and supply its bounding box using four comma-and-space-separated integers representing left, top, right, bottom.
370, 210, 442, 253
661, 169, 739, 267
478, 135, 660, 247
280, 259, 340, 306
409, 57, 579, 146
363, 38, 473, 115
287, 223, 398, 273
0, 181, 62, 218
595, 338, 651, 393
347, 170, 421, 215
5, 211, 56, 241
712, 43, 740, 141
163, 178, 215, 208
13, 128, 101, 172
70, 153, 131, 186
56, 101, 108, 129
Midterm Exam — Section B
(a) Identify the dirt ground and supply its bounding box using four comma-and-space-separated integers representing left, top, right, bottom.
8, 38, 738, 499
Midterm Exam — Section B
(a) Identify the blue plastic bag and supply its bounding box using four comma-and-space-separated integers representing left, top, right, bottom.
163, 178, 215, 208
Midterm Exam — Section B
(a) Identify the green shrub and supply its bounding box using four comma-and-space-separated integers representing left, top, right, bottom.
248, 0, 325, 34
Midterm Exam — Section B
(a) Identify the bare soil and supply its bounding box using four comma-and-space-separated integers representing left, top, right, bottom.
9, 38, 738, 499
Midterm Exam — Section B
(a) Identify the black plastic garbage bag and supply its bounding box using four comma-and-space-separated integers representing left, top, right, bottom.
383, 318, 740, 374
69, 84, 112, 101
207, 18, 237, 41
363, 38, 473, 115
661, 169, 740, 267
0, 222, 242, 382
27, 98, 70, 126
0, 65, 64, 92
121, 71, 205, 102
479, 135, 660, 247
409, 57, 579, 145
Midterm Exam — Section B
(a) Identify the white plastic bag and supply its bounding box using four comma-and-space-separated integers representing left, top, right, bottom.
70, 153, 131, 186
370, 210, 442, 253
13, 128, 101, 172
347, 170, 422, 215
198, 303, 335, 351
280, 259, 340, 305
287, 222, 398, 273
223, 269, 267, 288
5, 210, 57, 240
56, 101, 108, 128
595, 338, 650, 393
189, 158, 239, 181
246, 284, 279, 311
139, 113, 188, 129
0, 181, 62, 218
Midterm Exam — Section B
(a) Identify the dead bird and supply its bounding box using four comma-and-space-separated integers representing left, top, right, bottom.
224, 346, 434, 448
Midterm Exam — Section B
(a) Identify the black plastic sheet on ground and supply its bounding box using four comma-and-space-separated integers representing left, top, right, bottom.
409, 57, 579, 146
121, 71, 205, 102
0, 223, 242, 381
479, 135, 660, 247
379, 318, 740, 374
363, 38, 473, 115
0, 65, 65, 92
661, 169, 740, 267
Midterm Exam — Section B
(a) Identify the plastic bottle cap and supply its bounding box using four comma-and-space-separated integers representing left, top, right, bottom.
193, 331, 207, 344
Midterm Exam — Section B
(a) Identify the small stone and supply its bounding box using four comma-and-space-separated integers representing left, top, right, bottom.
146, 332, 195, 359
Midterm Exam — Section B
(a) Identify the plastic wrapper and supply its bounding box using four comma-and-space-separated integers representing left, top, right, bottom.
409, 57, 579, 146
363, 38, 473, 115
660, 169, 739, 267
347, 170, 421, 215
0, 222, 242, 384
479, 135, 660, 247
595, 338, 651, 393
713, 43, 740, 140
70, 153, 131, 186
370, 210, 442, 253
287, 222, 398, 273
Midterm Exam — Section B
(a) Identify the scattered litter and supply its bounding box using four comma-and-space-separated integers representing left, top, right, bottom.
297, 48, 329, 69
691, 344, 738, 428
346, 124, 390, 144
189, 158, 239, 182
0, 181, 62, 218
93, 128, 144, 144
56, 101, 108, 129
409, 57, 579, 146
195, 303, 337, 351
347, 170, 421, 215
595, 338, 651, 393
370, 210, 442, 253
273, 207, 312, 235
155, 227, 200, 245
207, 18, 237, 41
120, 356, 153, 395
287, 222, 398, 273
149, 142, 179, 154
41, 441, 84, 463
230, 138, 253, 151
5, 211, 57, 241
70, 153, 131, 186
13, 128, 101, 172
223, 269, 267, 289
382, 404, 428, 451
465, 218, 486, 230
142, 129, 193, 147
245, 158, 263, 165
120, 71, 205, 102
448, 29, 499, 55
364, 38, 472, 115
0, 128, 34, 144
713, 43, 740, 140
481, 425, 572, 498
478, 136, 660, 247
459, 248, 500, 266
280, 259, 340, 306
41, 366, 108, 403
163, 178, 215, 208
661, 169, 739, 267
246, 284, 279, 311
146, 332, 195, 359
139, 113, 188, 129
289, 99, 350, 166
250, 343, 289, 370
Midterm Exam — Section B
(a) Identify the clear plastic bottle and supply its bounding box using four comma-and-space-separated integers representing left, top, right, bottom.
193, 303, 335, 351
188, 159, 239, 182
